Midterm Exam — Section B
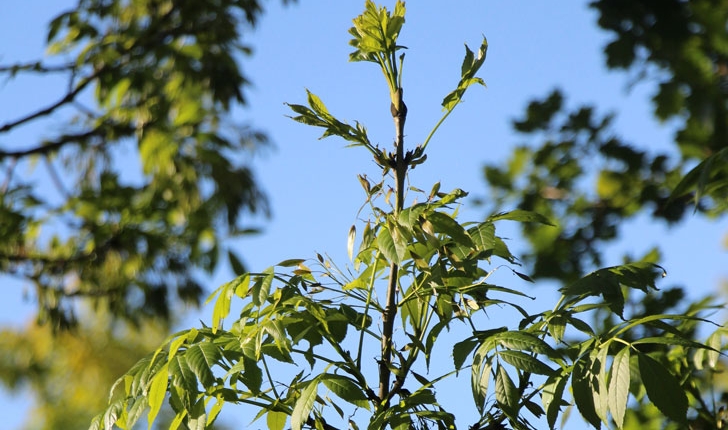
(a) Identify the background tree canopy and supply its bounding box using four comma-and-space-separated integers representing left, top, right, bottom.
0, 0, 271, 330
0, 1, 726, 429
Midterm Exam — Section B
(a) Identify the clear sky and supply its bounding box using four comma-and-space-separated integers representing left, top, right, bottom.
1, 1, 726, 429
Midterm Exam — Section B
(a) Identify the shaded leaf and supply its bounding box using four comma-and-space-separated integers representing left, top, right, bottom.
638, 353, 687, 424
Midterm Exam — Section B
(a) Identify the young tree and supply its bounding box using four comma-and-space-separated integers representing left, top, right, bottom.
92, 2, 722, 429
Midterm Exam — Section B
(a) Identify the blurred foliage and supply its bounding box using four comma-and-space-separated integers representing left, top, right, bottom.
0, 308, 169, 429
482, 0, 728, 428
0, 0, 274, 330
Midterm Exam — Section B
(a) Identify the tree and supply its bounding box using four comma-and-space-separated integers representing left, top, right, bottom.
481, 0, 728, 428
92, 2, 722, 429
0, 0, 273, 330
1, 0, 288, 427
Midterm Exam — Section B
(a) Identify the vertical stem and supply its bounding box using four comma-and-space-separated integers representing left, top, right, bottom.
378, 87, 407, 408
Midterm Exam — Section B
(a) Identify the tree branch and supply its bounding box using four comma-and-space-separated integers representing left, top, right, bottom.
0, 69, 99, 134
0, 61, 75, 74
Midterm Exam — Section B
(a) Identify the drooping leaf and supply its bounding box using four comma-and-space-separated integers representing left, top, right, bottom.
321, 374, 370, 409
541, 374, 567, 429
453, 338, 479, 370
291, 380, 318, 430
147, 362, 169, 429
268, 411, 288, 430
572, 357, 601, 429
638, 353, 688, 424
608, 347, 630, 428
495, 363, 519, 420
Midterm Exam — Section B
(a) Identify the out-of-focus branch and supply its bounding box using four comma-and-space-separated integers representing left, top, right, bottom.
0, 61, 75, 74
0, 69, 99, 134
0, 121, 132, 159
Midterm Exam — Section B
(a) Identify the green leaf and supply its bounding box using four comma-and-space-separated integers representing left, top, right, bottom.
291, 380, 318, 430
541, 374, 567, 429
471, 357, 491, 414
147, 362, 169, 430
468, 222, 496, 251
268, 411, 288, 430
321, 374, 370, 409
377, 225, 406, 264
495, 363, 519, 419
425, 211, 473, 247
228, 250, 246, 275
453, 338, 479, 370
638, 353, 687, 424
572, 357, 601, 429
494, 331, 557, 356
608, 348, 630, 428
487, 209, 555, 226
252, 268, 274, 306
498, 350, 555, 375
186, 343, 222, 388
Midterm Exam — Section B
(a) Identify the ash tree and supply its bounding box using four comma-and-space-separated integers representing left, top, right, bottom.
92, 2, 723, 429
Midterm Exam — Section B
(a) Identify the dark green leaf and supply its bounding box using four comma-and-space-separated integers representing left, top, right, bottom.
498, 350, 555, 375
453, 338, 479, 370
488, 209, 554, 226
495, 363, 519, 419
572, 358, 601, 429
321, 374, 370, 410
638, 353, 687, 424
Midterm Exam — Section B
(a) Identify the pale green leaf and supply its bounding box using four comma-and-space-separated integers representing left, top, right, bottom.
147, 362, 169, 430
292, 381, 318, 430
377, 225, 403, 264
608, 348, 630, 428
268, 411, 288, 430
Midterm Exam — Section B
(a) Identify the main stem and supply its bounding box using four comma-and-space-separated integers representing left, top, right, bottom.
379, 88, 407, 407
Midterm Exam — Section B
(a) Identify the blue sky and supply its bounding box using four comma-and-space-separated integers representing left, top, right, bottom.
1, 1, 726, 429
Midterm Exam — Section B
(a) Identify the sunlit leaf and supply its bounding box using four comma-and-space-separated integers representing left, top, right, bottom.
291, 380, 318, 430
608, 347, 630, 428
147, 362, 168, 430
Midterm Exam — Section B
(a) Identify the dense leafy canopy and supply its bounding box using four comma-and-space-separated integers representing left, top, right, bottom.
90, 2, 724, 430
0, 0, 270, 329
482, 0, 728, 428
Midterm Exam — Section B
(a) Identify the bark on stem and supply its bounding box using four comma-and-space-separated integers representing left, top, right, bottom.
378, 88, 407, 407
